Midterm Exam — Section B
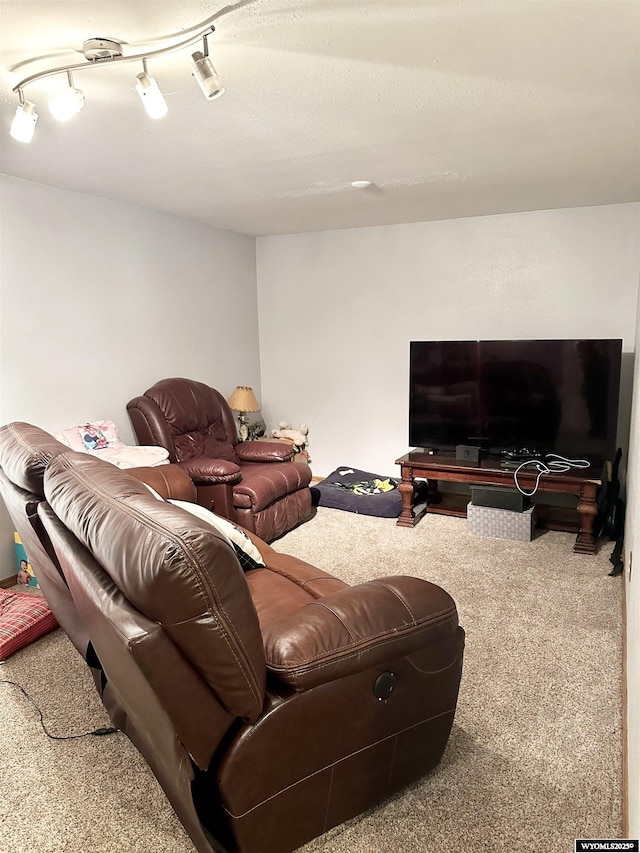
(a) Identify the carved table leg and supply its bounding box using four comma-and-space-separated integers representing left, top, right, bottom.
574, 482, 598, 555
397, 464, 426, 527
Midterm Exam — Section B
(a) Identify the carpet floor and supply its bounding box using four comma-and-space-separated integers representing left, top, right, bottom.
0, 508, 623, 853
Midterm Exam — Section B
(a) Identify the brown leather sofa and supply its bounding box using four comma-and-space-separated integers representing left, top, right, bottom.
0, 421, 197, 691
0, 421, 465, 853
127, 378, 313, 542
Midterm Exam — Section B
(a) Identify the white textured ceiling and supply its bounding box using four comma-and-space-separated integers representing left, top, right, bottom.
1, 0, 639, 236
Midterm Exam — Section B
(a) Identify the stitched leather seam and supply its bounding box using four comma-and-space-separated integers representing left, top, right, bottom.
308, 602, 357, 642
220, 708, 457, 819
405, 648, 464, 676
266, 608, 455, 673
299, 577, 340, 591
274, 603, 453, 662
264, 565, 337, 594
157, 469, 170, 495
375, 581, 417, 621
8, 423, 53, 480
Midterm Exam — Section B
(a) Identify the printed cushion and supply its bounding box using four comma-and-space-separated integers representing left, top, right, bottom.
168, 500, 266, 572
0, 587, 58, 660
56, 419, 124, 452
56, 420, 169, 468
312, 466, 403, 518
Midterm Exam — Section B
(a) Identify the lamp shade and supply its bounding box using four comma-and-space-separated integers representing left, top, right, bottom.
228, 386, 260, 413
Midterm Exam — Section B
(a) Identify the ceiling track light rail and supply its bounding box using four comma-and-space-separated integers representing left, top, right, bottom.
10, 20, 224, 143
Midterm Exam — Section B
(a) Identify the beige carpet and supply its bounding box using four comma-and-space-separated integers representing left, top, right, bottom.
0, 508, 622, 853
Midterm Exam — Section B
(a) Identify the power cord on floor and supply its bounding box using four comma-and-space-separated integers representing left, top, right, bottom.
0, 677, 119, 740
513, 453, 591, 497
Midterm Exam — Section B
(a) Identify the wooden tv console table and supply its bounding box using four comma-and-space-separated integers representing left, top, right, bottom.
395, 450, 604, 554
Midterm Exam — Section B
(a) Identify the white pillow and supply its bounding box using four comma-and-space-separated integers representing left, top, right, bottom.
168, 500, 265, 571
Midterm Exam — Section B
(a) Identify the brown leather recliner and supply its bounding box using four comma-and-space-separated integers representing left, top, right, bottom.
127, 378, 313, 542
9, 431, 465, 853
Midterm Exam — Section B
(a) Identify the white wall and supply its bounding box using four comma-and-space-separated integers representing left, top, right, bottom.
1, 181, 639, 829
626, 280, 640, 837
257, 201, 640, 834
257, 204, 640, 479
0, 175, 259, 579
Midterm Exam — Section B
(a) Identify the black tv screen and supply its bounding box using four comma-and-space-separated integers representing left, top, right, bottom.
409, 339, 622, 462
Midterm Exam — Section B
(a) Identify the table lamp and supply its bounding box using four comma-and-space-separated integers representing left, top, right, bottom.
228, 385, 260, 441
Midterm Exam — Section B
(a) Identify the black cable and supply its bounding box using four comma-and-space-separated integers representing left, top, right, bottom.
0, 677, 119, 740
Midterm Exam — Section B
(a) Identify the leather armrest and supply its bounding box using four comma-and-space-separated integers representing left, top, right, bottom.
236, 441, 295, 463
177, 457, 242, 484
263, 576, 460, 690
127, 464, 197, 502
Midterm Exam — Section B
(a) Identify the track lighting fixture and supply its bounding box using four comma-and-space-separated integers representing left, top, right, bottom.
135, 59, 168, 119
191, 32, 225, 101
9, 16, 225, 144
49, 71, 85, 121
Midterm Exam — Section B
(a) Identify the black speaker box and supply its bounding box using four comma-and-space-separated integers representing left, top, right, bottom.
456, 444, 481, 462
471, 485, 530, 512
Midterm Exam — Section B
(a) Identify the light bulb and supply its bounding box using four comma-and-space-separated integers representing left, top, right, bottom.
10, 101, 38, 143
49, 87, 85, 121
191, 51, 224, 101
136, 72, 168, 119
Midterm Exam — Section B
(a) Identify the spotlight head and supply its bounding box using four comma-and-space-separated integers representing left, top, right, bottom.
10, 100, 38, 143
49, 87, 85, 121
136, 71, 168, 119
191, 51, 225, 101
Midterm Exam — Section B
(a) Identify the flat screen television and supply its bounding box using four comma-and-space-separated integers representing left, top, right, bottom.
409, 339, 622, 463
